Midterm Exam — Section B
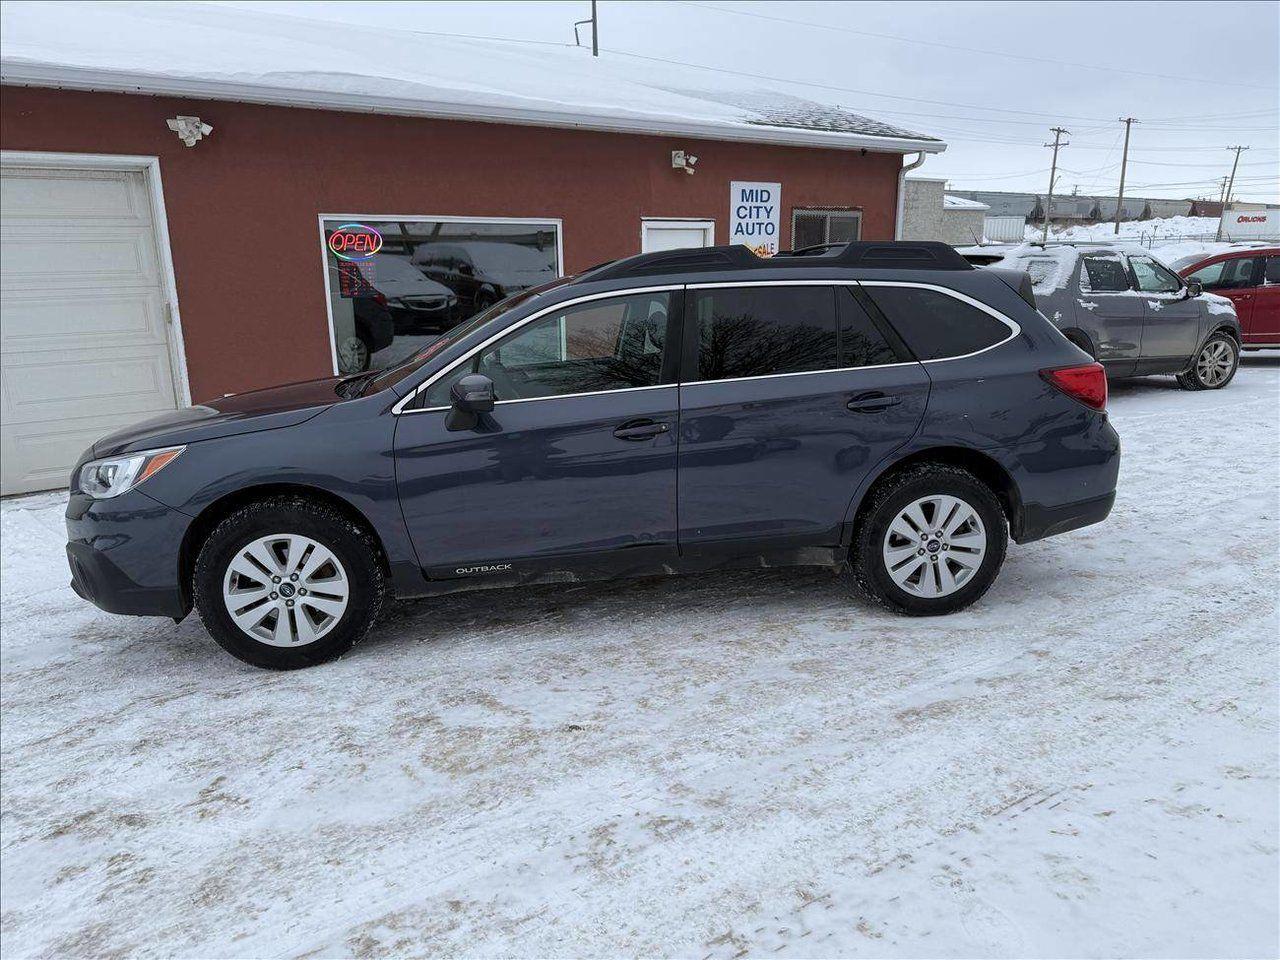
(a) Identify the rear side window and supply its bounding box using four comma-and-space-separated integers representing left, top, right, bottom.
1267, 258, 1280, 284
693, 286, 837, 381
838, 288, 900, 368
1080, 257, 1131, 293
863, 286, 1012, 361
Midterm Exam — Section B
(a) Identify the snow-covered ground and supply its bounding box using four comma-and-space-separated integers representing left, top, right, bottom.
1021, 215, 1276, 269
2, 361, 1278, 959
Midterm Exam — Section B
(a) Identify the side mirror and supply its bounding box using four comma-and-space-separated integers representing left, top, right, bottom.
1185, 279, 1203, 299
445, 373, 494, 431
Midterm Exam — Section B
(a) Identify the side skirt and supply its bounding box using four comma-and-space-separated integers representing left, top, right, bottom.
397, 543, 846, 599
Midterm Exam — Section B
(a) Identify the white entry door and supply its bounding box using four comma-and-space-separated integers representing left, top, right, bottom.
641, 219, 715, 253
1, 163, 182, 495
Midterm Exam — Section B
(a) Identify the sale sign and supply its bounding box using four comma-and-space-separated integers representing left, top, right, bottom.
730, 181, 781, 256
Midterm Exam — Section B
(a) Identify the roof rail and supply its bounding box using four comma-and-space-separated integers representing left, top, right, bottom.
579, 240, 972, 282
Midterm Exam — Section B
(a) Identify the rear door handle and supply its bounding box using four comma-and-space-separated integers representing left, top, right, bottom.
847, 393, 902, 413
613, 418, 669, 441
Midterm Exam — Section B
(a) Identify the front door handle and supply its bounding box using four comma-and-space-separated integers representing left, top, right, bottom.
847, 393, 902, 413
613, 418, 669, 441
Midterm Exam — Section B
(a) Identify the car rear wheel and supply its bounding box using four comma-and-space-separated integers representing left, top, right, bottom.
193, 496, 384, 669
850, 464, 1008, 616
1177, 333, 1238, 390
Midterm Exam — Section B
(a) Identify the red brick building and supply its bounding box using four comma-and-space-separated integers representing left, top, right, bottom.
0, 3, 943, 494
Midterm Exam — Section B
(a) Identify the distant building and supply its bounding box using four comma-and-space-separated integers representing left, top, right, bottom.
948, 190, 1198, 225
902, 178, 989, 245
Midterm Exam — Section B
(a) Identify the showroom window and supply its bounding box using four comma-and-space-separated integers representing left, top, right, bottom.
791, 209, 861, 251
321, 217, 562, 374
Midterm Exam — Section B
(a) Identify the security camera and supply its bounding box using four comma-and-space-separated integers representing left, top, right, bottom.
671, 150, 698, 175
167, 116, 213, 147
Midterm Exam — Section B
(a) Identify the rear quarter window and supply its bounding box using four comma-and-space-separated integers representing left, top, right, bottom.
863, 286, 1013, 361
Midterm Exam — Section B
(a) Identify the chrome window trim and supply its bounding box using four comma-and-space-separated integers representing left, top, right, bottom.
392, 285, 681, 414
394, 278, 1023, 413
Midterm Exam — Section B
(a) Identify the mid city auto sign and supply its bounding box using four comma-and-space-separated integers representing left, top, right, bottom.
730, 181, 781, 256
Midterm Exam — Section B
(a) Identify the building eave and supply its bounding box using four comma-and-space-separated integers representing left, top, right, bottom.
0, 63, 948, 156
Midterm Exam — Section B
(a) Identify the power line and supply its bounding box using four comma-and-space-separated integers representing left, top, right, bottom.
674, 1, 1274, 91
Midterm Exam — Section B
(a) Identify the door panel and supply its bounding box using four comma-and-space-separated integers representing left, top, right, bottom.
395, 388, 679, 575
1129, 255, 1201, 362
1249, 258, 1280, 343
1075, 256, 1142, 368
0, 165, 179, 495
677, 365, 929, 550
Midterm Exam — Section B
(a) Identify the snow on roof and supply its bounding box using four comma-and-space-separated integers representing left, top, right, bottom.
944, 194, 990, 211
0, 1, 947, 155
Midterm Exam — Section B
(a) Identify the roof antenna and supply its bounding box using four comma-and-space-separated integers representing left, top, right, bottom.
573, 1, 598, 56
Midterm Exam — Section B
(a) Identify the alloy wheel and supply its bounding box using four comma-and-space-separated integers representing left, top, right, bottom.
882, 495, 987, 598
222, 534, 350, 646
1196, 339, 1235, 387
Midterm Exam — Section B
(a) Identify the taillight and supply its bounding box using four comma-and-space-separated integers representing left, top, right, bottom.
1040, 363, 1107, 411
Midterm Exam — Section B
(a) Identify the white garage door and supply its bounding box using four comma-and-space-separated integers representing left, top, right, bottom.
1, 164, 181, 496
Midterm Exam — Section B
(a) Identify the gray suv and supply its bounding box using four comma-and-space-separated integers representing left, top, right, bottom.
991, 243, 1242, 390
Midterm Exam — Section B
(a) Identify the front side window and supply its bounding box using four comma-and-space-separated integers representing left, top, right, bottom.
1080, 256, 1132, 293
1192, 256, 1261, 290
693, 286, 837, 381
1129, 256, 1183, 294
422, 291, 670, 406
322, 218, 561, 375
864, 286, 1012, 361
1266, 257, 1280, 284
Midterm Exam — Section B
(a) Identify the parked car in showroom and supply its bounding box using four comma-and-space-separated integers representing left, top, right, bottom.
67, 241, 1119, 670
993, 243, 1242, 390
412, 240, 558, 316
353, 254, 458, 333
1178, 247, 1279, 351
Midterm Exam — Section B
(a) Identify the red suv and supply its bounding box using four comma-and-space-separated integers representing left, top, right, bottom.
1179, 248, 1280, 349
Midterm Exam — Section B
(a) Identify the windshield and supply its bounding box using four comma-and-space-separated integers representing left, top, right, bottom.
358, 277, 575, 395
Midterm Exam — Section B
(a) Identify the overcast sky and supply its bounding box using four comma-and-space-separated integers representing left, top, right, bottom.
214, 0, 1278, 201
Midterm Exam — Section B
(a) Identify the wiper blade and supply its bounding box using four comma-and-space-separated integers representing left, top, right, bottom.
336, 372, 376, 399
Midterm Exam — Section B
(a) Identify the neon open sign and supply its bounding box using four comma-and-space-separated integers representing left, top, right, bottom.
328, 223, 383, 261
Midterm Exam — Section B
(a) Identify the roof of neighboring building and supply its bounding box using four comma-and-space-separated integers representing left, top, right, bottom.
0, 1, 947, 155
943, 195, 989, 211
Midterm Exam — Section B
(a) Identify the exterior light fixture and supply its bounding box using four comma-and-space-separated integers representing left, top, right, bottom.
166, 116, 213, 147
671, 150, 698, 175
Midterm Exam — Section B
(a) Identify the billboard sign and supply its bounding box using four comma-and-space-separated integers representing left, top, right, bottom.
730, 181, 781, 256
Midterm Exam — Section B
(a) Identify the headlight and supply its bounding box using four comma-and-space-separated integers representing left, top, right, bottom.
77, 446, 185, 499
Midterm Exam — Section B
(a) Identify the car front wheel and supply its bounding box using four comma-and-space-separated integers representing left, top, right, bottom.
1177, 333, 1239, 390
850, 464, 1008, 616
193, 496, 384, 669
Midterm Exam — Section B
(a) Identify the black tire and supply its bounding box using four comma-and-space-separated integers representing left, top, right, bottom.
1176, 332, 1239, 391
193, 496, 385, 669
850, 464, 1008, 616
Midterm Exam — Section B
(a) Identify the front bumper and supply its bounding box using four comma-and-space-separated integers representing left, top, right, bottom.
66, 489, 193, 619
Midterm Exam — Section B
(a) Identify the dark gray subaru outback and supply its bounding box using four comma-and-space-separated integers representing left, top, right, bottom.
67, 241, 1120, 670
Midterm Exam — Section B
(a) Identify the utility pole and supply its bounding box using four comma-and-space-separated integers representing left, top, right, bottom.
1217, 176, 1229, 205
1042, 126, 1069, 243
573, 0, 598, 56
1216, 145, 1249, 240
1113, 117, 1138, 235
